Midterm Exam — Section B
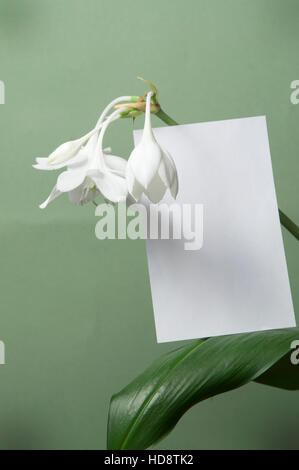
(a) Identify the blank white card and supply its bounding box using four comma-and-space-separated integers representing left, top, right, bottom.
133, 117, 296, 343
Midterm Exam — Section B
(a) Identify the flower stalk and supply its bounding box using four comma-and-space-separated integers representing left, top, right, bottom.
278, 209, 299, 241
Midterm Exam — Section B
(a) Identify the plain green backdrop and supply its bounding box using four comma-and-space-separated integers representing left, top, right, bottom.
0, 0, 298, 449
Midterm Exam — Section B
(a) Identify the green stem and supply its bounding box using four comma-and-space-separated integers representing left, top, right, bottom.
155, 108, 178, 126
156, 108, 299, 241
279, 210, 299, 240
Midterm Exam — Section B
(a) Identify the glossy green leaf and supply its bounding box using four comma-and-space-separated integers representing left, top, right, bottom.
255, 349, 299, 390
107, 328, 299, 450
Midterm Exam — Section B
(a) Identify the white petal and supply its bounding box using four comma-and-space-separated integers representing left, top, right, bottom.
159, 150, 179, 198
127, 138, 162, 189
66, 151, 89, 169
104, 154, 127, 176
126, 162, 144, 201
39, 185, 62, 209
34, 149, 88, 171
56, 168, 86, 192
33, 158, 60, 171
90, 170, 128, 203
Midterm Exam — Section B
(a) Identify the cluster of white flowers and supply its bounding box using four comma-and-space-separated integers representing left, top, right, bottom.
34, 89, 179, 208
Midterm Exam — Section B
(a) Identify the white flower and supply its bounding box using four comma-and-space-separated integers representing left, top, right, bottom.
126, 91, 178, 203
34, 103, 130, 208
37, 144, 127, 208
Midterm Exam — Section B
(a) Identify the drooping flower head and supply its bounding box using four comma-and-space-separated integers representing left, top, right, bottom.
34, 96, 132, 208
126, 91, 178, 203
34, 79, 179, 209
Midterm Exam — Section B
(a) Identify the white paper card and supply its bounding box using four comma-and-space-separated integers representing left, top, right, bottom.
133, 116, 296, 343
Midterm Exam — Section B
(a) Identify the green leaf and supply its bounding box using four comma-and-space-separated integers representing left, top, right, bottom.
107, 328, 299, 450
255, 350, 299, 390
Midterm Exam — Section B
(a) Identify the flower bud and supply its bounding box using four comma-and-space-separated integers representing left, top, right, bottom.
48, 129, 96, 165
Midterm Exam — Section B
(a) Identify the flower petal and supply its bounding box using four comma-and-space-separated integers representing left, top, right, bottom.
34, 149, 88, 171
126, 161, 144, 201
90, 170, 128, 203
66, 151, 89, 170
127, 139, 162, 189
104, 154, 127, 176
33, 158, 67, 171
159, 150, 179, 198
56, 168, 86, 192
39, 185, 62, 209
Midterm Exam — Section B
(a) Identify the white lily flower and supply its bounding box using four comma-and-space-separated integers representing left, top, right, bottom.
35, 99, 131, 208
38, 144, 126, 208
36, 95, 132, 169
126, 91, 178, 203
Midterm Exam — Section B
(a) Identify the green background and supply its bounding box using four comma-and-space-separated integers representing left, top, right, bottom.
0, 0, 298, 449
